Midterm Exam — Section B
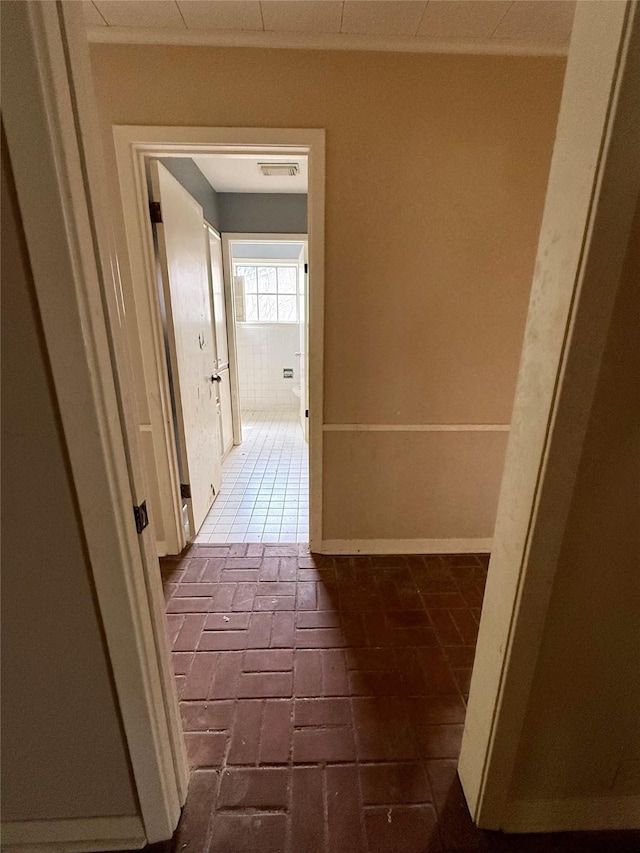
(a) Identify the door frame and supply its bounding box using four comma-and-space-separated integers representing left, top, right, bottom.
2, 1, 187, 847
221, 232, 310, 448
458, 0, 640, 832
205, 223, 234, 459
113, 128, 325, 552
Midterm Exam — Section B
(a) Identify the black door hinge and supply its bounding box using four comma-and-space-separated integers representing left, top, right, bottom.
149, 201, 162, 223
305, 409, 309, 418
304, 263, 308, 274
133, 501, 149, 535
181, 483, 191, 500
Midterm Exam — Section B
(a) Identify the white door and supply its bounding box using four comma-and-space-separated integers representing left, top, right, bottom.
298, 245, 309, 441
207, 226, 234, 456
150, 162, 221, 537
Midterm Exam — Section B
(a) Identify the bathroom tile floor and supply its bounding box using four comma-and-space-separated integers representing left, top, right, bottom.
135, 545, 640, 853
195, 410, 308, 545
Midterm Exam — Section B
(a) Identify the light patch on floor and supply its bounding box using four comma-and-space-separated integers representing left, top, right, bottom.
195, 410, 308, 544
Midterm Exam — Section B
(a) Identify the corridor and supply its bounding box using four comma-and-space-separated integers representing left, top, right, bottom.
195, 411, 308, 545
157, 545, 636, 852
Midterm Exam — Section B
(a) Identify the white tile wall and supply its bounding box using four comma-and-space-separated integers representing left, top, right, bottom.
236, 323, 300, 411
195, 409, 309, 544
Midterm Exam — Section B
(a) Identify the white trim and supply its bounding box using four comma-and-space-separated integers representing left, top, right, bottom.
113, 127, 325, 555
1, 816, 145, 852
320, 538, 492, 556
221, 234, 243, 447
233, 259, 300, 267
224, 233, 308, 241
458, 0, 640, 831
231, 258, 303, 323
114, 136, 186, 557
323, 424, 510, 432
3, 2, 186, 843
502, 796, 640, 833
222, 232, 310, 448
236, 321, 300, 326
85, 26, 569, 58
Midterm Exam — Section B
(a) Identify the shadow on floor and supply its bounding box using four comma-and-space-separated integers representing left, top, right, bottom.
111, 545, 639, 853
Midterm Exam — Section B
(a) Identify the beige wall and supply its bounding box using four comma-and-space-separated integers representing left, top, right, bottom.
1, 139, 138, 821
508, 194, 640, 803
90, 45, 565, 545
323, 429, 507, 541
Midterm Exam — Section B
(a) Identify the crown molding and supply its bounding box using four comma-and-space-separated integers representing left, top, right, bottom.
86, 26, 568, 58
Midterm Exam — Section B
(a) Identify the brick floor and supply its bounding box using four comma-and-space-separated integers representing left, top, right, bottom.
115, 545, 638, 853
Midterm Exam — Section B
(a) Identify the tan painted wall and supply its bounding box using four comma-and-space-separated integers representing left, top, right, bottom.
323, 430, 507, 541
90, 45, 565, 544
0, 140, 138, 821
508, 194, 640, 802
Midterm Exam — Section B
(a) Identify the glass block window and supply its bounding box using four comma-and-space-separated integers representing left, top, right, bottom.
234, 263, 299, 323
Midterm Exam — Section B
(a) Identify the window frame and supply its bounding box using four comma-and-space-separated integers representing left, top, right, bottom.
233, 258, 300, 324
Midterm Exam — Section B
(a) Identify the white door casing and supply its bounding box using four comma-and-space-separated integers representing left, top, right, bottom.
206, 225, 234, 456
150, 161, 222, 537
2, 1, 188, 846
217, 369, 234, 457
208, 227, 230, 369
220, 233, 310, 443
458, 0, 640, 832
115, 139, 324, 551
298, 244, 309, 441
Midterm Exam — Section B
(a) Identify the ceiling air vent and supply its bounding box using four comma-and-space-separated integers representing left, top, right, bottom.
259, 162, 300, 177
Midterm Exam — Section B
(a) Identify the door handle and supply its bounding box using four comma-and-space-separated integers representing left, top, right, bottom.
210, 374, 222, 383
295, 352, 302, 357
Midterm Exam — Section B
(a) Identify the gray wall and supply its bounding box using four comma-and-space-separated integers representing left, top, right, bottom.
158, 158, 307, 234
159, 157, 221, 230
219, 192, 307, 234
1, 139, 138, 821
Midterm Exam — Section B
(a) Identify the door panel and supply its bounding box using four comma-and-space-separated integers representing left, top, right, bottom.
150, 161, 221, 537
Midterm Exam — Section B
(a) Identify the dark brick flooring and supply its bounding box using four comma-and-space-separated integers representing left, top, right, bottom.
136, 544, 637, 853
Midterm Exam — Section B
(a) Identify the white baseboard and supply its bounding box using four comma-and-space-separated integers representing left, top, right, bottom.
319, 538, 492, 555
1, 815, 145, 852
502, 795, 640, 832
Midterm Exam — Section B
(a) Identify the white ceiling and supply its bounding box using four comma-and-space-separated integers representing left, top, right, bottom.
85, 1, 576, 56
193, 154, 308, 193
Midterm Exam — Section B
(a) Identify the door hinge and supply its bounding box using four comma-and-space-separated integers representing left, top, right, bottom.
181, 483, 191, 500
149, 201, 162, 223
305, 409, 309, 418
133, 501, 149, 535
304, 262, 308, 274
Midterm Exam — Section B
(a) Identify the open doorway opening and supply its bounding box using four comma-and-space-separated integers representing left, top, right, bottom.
147, 155, 310, 547
113, 129, 323, 556
197, 235, 309, 545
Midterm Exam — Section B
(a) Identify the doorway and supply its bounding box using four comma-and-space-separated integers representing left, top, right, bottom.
193, 235, 310, 546
113, 128, 325, 554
